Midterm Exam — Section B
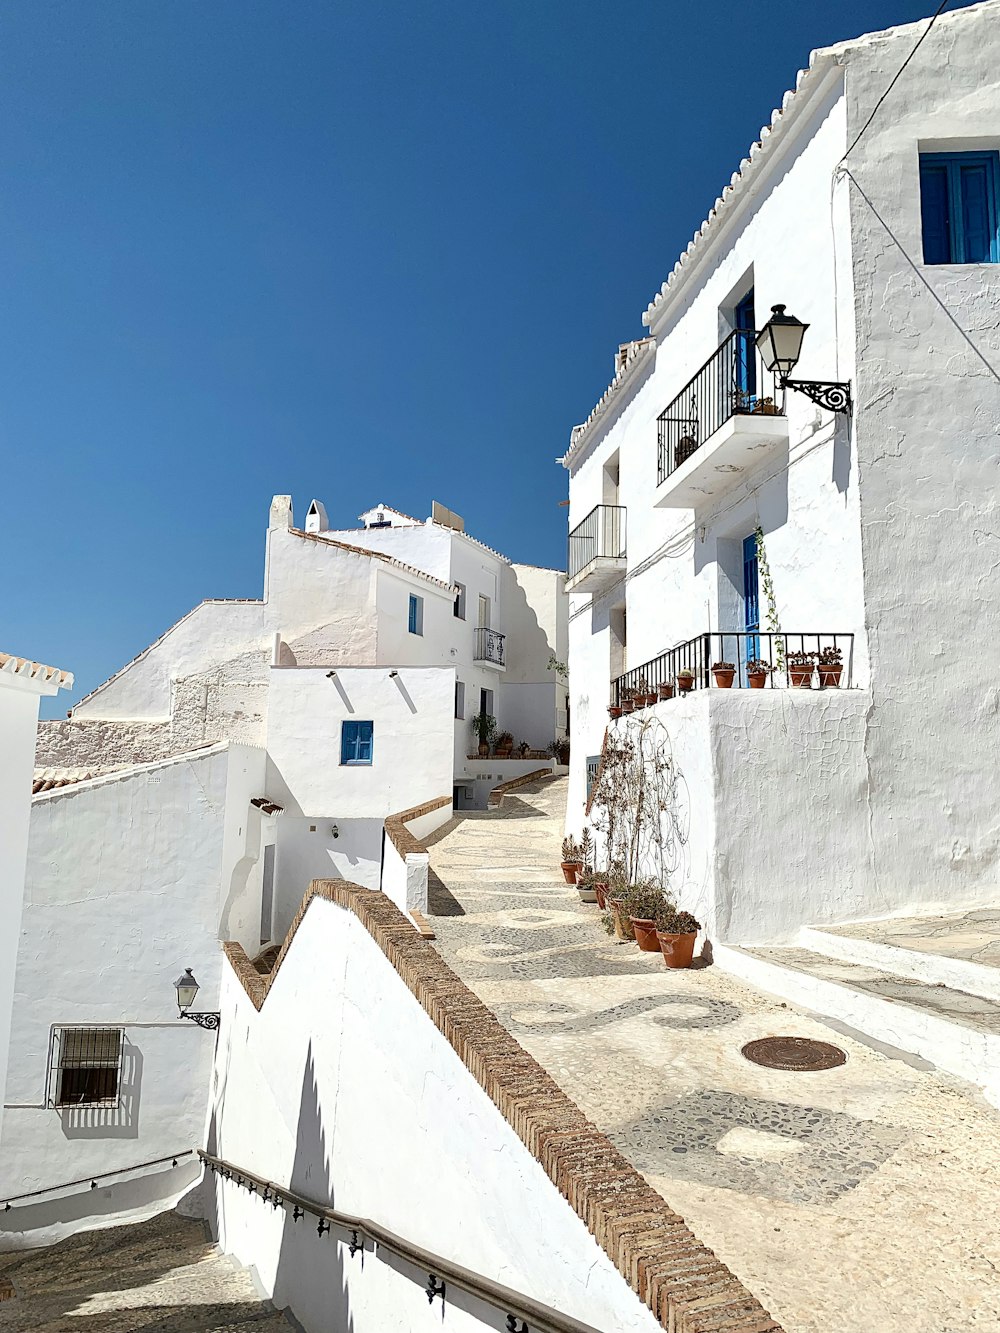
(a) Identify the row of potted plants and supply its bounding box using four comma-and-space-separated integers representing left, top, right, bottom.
559, 843, 701, 969
608, 646, 844, 715
471, 712, 558, 758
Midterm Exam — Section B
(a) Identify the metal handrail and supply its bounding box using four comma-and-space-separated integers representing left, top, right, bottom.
199, 1149, 605, 1333
2, 1149, 194, 1211
473, 626, 506, 666
613, 630, 855, 703
656, 329, 782, 484
567, 504, 626, 581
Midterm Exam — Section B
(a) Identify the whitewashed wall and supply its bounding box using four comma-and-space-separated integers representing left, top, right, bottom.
205, 896, 661, 1333
0, 668, 68, 1152
1, 743, 265, 1247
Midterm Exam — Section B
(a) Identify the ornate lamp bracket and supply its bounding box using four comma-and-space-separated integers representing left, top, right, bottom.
782, 378, 852, 413
179, 1010, 221, 1030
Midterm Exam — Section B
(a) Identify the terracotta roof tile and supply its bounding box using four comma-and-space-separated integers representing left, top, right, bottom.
0, 652, 73, 690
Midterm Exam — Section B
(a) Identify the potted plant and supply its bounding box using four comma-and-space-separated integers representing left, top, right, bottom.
576, 868, 599, 905
676, 668, 695, 695
593, 871, 609, 910
745, 657, 773, 689
752, 396, 778, 416
636, 675, 656, 708
560, 835, 583, 884
711, 661, 736, 689
471, 710, 497, 757
787, 650, 815, 689
675, 434, 698, 466
549, 737, 570, 765
655, 907, 701, 969
517, 740, 531, 758
604, 865, 634, 941
608, 700, 622, 719
626, 881, 672, 953
657, 680, 674, 702
817, 645, 843, 688
621, 688, 636, 714
495, 730, 514, 758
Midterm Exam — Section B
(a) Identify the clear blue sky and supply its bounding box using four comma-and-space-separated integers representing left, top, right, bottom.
1, 0, 963, 713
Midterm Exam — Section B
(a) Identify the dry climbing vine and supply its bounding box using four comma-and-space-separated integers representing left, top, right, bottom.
755, 523, 783, 670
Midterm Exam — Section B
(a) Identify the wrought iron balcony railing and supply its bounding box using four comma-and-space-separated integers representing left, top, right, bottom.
613, 631, 854, 703
567, 504, 626, 582
474, 627, 505, 667
656, 330, 783, 485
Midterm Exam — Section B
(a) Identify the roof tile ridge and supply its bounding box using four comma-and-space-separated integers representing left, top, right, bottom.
561, 337, 656, 466
0, 652, 73, 689
642, 51, 837, 330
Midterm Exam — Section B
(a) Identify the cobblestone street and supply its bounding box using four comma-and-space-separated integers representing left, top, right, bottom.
427, 776, 1000, 1333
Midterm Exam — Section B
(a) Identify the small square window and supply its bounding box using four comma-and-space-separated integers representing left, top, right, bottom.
408, 594, 424, 636
341, 720, 374, 765
455, 681, 465, 719
453, 583, 466, 620
920, 151, 1000, 264
50, 1027, 123, 1108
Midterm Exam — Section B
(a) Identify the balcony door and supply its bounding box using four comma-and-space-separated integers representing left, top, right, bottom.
734, 289, 756, 402
478, 595, 490, 629
742, 533, 760, 676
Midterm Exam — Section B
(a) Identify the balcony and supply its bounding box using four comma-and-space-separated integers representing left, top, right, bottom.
654, 330, 788, 509
612, 631, 854, 706
565, 504, 627, 595
474, 627, 505, 670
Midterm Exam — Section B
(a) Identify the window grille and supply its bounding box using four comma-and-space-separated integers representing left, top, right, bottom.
49, 1026, 124, 1108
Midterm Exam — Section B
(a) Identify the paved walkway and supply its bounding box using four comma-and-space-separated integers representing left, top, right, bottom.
426, 776, 1000, 1333
0, 1210, 291, 1331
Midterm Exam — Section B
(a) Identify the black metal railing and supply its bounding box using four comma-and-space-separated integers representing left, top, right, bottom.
656, 330, 783, 484
612, 631, 854, 704
567, 504, 626, 581
474, 627, 505, 666
2, 1150, 194, 1211
200, 1150, 602, 1333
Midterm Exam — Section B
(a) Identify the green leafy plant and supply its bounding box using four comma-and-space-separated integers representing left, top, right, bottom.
755, 524, 783, 670
624, 880, 672, 922
745, 658, 774, 676
711, 661, 736, 671
471, 711, 497, 746
656, 907, 701, 934
817, 645, 842, 666
786, 650, 815, 668
496, 730, 514, 747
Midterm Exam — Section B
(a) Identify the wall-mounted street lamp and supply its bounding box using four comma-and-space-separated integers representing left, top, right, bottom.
755, 305, 852, 413
174, 969, 220, 1030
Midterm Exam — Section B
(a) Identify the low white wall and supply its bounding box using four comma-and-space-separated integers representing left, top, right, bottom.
205, 897, 660, 1333
1, 744, 265, 1247
271, 816, 383, 939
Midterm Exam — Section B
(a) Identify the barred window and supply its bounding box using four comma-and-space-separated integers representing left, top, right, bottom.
49, 1027, 124, 1108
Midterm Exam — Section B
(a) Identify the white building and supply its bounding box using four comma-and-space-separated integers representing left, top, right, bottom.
562, 2, 1000, 945
0, 652, 72, 1150
2, 496, 566, 1244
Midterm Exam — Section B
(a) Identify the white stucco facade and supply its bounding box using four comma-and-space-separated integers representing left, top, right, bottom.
1, 743, 266, 1246
563, 2, 1000, 942
0, 654, 72, 1153
205, 895, 661, 1333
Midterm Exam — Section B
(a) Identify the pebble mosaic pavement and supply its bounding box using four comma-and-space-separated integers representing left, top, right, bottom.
426, 777, 1000, 1333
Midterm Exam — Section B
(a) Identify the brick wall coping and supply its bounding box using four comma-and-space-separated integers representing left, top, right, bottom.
384, 794, 453, 858
488, 768, 552, 809
223, 880, 782, 1333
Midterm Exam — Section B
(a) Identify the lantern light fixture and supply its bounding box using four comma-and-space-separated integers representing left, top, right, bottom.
173, 968, 220, 1030
755, 305, 852, 413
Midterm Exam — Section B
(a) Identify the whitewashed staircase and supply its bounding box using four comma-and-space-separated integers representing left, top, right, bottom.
715, 908, 1000, 1108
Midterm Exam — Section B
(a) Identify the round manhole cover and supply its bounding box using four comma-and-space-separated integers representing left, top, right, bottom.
742, 1036, 847, 1071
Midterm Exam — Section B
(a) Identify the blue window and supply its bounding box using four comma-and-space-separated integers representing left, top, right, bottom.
340, 720, 374, 766
742, 534, 760, 675
734, 289, 757, 400
408, 594, 423, 635
919, 152, 1000, 265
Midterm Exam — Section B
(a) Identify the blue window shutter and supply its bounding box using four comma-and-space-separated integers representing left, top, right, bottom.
358, 721, 373, 763
920, 161, 951, 264
341, 720, 374, 765
960, 161, 994, 262
341, 722, 355, 765
408, 596, 417, 634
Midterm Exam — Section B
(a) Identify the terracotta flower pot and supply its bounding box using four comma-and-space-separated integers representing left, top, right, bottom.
594, 882, 608, 910
747, 672, 768, 690
631, 917, 661, 952
677, 674, 695, 695
789, 665, 814, 688
657, 683, 674, 701
657, 930, 698, 969
560, 862, 581, 884
712, 668, 736, 689
622, 700, 635, 714
818, 665, 843, 688
478, 742, 489, 757
641, 692, 657, 708
608, 897, 635, 942
608, 705, 622, 719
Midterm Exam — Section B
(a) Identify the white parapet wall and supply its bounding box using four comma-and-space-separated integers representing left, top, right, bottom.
203, 891, 666, 1333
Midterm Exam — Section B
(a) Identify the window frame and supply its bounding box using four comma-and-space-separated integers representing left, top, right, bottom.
919, 150, 1000, 265
453, 583, 466, 620
340, 719, 374, 766
455, 680, 465, 720
408, 594, 424, 636
49, 1025, 125, 1109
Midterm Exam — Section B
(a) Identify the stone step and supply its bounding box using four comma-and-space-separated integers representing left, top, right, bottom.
715, 942, 1000, 1107
0, 1209, 293, 1332
800, 908, 1000, 1003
